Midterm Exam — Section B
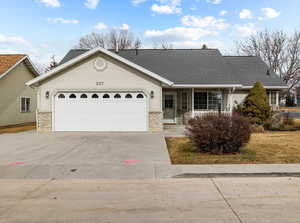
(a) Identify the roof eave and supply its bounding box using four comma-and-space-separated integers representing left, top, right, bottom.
0, 56, 40, 80
26, 47, 173, 87
242, 85, 288, 90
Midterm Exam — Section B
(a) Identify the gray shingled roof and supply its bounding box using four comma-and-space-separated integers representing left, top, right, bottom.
224, 56, 285, 87
59, 48, 286, 87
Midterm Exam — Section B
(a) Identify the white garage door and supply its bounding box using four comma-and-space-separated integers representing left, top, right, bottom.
54, 92, 148, 132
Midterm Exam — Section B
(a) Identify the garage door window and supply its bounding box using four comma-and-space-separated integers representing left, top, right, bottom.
58, 94, 65, 99
80, 94, 88, 99
137, 94, 144, 99
114, 94, 121, 99
92, 94, 99, 99
69, 94, 76, 99
103, 94, 110, 99
125, 94, 133, 99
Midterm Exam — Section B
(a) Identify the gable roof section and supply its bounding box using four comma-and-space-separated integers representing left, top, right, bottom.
31, 47, 288, 89
59, 49, 241, 87
224, 56, 287, 88
0, 54, 40, 80
26, 47, 173, 86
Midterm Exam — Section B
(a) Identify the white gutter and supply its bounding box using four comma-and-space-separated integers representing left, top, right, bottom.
171, 84, 243, 88
26, 47, 173, 87
242, 86, 288, 89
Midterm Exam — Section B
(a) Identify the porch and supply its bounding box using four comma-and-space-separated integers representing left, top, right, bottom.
162, 88, 280, 125
162, 88, 233, 125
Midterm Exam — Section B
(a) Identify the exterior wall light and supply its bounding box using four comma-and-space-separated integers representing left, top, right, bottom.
45, 91, 50, 99
150, 91, 154, 99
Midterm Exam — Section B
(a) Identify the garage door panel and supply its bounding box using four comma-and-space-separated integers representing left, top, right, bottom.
54, 92, 147, 132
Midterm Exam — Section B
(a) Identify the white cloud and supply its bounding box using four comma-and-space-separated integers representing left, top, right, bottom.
234, 23, 258, 37
37, 0, 61, 8
85, 0, 100, 9
151, 0, 182, 14
207, 0, 222, 4
259, 8, 280, 20
145, 27, 217, 41
94, 22, 107, 30
132, 0, 147, 6
120, 24, 130, 30
219, 10, 228, 16
239, 9, 253, 19
0, 34, 29, 45
181, 15, 229, 30
47, 18, 80, 24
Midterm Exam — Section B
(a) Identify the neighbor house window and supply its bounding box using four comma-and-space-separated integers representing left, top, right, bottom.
21, 97, 30, 113
194, 91, 222, 110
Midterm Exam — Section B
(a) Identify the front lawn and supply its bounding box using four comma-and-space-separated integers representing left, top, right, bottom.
166, 131, 300, 164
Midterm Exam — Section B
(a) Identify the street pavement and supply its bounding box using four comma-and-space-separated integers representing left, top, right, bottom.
1, 177, 300, 223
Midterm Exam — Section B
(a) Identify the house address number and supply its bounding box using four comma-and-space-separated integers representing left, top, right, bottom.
96, 82, 104, 86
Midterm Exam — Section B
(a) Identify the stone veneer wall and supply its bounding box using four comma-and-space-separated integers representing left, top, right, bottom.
149, 112, 163, 131
183, 111, 193, 125
37, 112, 52, 132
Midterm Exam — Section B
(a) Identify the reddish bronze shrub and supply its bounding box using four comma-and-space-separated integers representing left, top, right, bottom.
186, 114, 251, 154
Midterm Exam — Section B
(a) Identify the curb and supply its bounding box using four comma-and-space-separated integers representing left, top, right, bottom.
172, 172, 300, 178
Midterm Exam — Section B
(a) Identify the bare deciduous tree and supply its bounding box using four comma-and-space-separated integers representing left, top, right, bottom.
77, 29, 142, 50
236, 30, 300, 91
153, 40, 173, 49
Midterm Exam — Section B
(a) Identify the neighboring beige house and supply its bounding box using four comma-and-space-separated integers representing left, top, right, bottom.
26, 47, 287, 132
0, 54, 39, 127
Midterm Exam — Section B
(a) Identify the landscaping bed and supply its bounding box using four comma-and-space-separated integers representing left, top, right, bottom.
0, 124, 36, 134
166, 131, 300, 164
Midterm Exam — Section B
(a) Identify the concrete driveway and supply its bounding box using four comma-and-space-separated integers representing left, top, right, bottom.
0, 131, 170, 179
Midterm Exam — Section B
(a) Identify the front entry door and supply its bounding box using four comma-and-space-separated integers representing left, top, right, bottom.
163, 92, 177, 124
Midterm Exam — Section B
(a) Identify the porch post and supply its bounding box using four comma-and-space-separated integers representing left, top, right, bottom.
192, 88, 195, 118
276, 91, 279, 108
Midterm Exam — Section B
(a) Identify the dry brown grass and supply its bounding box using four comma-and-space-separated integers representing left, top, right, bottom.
280, 107, 300, 112
166, 131, 300, 164
0, 124, 36, 134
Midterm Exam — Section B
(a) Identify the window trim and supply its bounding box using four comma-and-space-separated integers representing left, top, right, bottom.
20, 97, 31, 113
181, 91, 188, 111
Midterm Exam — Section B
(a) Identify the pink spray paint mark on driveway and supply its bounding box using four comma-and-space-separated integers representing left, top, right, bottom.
8, 161, 28, 166
124, 160, 140, 164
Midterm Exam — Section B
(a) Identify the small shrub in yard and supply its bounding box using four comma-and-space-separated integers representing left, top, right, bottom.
240, 82, 272, 125
250, 124, 265, 133
186, 114, 251, 154
264, 113, 300, 131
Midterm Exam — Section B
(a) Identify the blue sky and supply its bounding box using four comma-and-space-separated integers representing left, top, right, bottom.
1, 0, 300, 66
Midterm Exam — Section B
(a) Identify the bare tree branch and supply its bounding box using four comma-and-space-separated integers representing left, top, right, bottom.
76, 29, 142, 50
236, 30, 300, 91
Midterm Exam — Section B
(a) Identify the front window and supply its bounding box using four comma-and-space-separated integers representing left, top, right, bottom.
194, 92, 207, 109
194, 91, 222, 110
21, 97, 30, 113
